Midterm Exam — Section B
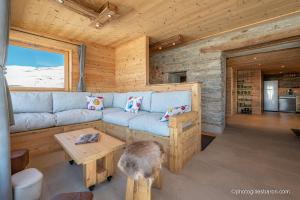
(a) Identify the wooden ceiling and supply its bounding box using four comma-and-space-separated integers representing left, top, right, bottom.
11, 0, 300, 47
227, 48, 300, 74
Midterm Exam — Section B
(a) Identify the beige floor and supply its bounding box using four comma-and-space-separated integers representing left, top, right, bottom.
31, 113, 300, 200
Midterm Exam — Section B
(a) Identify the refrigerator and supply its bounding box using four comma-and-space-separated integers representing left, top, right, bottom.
264, 81, 279, 112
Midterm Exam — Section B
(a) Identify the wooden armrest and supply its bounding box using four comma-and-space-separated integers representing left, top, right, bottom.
169, 111, 198, 128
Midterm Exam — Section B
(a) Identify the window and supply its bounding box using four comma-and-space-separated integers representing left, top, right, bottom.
6, 41, 69, 90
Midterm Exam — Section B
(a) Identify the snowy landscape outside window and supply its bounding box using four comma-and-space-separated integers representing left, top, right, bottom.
6, 43, 67, 89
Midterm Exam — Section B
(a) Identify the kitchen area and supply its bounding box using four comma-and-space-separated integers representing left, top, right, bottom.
264, 73, 300, 113
226, 44, 300, 118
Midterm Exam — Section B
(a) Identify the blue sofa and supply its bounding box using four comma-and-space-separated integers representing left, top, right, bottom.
10, 84, 201, 173
11, 91, 191, 137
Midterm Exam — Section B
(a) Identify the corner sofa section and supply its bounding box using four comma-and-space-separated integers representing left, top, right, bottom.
10, 83, 201, 173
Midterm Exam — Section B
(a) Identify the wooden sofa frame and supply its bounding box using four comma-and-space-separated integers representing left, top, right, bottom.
10, 82, 201, 173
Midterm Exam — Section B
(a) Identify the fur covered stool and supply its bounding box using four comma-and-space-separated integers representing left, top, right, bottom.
118, 141, 164, 200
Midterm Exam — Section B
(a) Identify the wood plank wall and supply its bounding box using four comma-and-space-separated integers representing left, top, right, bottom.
78, 43, 115, 92
115, 36, 149, 91
9, 30, 115, 92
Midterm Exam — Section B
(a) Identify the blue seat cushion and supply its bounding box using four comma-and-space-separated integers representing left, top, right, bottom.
11, 113, 56, 133
52, 92, 91, 113
150, 91, 192, 113
129, 113, 169, 137
102, 107, 123, 114
126, 91, 153, 111
11, 92, 53, 113
91, 93, 114, 108
103, 110, 147, 127
55, 109, 102, 126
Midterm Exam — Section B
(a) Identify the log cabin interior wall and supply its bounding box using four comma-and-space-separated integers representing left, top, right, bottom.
115, 36, 149, 91
83, 43, 115, 92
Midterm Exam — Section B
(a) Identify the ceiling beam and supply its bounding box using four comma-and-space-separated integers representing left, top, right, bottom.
55, 0, 98, 20
55, 0, 119, 29
150, 35, 183, 52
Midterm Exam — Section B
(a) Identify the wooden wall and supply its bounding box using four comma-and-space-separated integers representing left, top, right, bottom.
79, 43, 115, 92
9, 30, 115, 92
115, 36, 149, 90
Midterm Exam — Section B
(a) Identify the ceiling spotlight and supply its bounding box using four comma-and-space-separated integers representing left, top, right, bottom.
253, 57, 257, 60
172, 42, 176, 46
57, 0, 64, 4
158, 46, 162, 50
107, 14, 112, 18
95, 22, 101, 28
281, 65, 285, 68
258, 63, 261, 66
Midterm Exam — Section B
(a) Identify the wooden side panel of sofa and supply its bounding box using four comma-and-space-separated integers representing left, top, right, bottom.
10, 121, 103, 156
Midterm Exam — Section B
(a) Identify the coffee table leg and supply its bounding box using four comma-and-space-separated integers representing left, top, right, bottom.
104, 152, 114, 181
83, 160, 97, 189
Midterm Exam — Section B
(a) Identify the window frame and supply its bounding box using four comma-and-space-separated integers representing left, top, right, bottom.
7, 40, 70, 91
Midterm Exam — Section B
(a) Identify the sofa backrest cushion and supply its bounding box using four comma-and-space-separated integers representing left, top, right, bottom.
126, 91, 153, 111
150, 91, 192, 113
113, 93, 127, 108
52, 92, 91, 113
92, 93, 114, 108
11, 92, 53, 113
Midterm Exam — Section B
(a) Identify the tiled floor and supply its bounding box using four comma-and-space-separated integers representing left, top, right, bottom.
31, 113, 300, 200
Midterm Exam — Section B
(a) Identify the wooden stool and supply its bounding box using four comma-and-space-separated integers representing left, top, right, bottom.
118, 141, 164, 200
50, 192, 93, 200
11, 149, 29, 174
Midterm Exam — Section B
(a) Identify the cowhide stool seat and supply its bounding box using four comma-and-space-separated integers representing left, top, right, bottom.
118, 141, 164, 200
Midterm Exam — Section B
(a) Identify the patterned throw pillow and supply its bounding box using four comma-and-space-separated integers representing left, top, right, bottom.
86, 96, 104, 111
160, 105, 190, 122
124, 96, 143, 113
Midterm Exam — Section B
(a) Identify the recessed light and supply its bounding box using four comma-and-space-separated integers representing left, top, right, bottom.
57, 0, 64, 4
158, 46, 162, 50
172, 42, 176, 46
258, 63, 261, 66
107, 14, 112, 18
95, 22, 101, 28
253, 57, 257, 60
281, 65, 285, 68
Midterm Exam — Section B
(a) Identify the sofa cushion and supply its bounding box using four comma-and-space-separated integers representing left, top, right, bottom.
102, 107, 123, 114
103, 110, 147, 127
129, 113, 169, 137
150, 91, 192, 113
91, 93, 114, 108
113, 93, 127, 108
126, 91, 153, 111
11, 92, 53, 113
52, 92, 91, 113
10, 113, 56, 133
55, 109, 102, 126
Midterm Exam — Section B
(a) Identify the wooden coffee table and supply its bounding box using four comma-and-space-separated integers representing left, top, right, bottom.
54, 128, 125, 190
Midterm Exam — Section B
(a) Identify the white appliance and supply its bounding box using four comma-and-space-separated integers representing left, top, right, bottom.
264, 81, 278, 112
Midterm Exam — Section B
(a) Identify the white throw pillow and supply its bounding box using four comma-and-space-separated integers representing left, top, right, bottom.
86, 96, 104, 111
124, 96, 143, 113
160, 105, 190, 122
